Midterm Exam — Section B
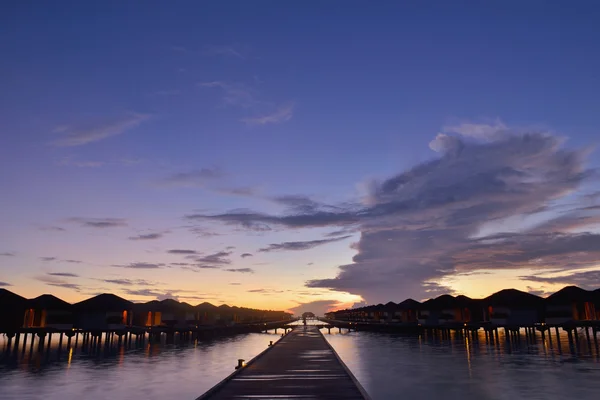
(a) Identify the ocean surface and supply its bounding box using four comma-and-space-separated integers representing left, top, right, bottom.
1, 324, 599, 400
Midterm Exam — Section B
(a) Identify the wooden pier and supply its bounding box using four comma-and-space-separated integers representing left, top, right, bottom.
198, 325, 370, 400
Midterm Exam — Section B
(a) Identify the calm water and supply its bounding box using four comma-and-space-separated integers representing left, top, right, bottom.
1, 326, 599, 399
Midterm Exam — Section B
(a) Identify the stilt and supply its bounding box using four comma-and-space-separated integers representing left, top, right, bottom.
585, 327, 592, 351
21, 332, 28, 356
58, 333, 64, 353
12, 333, 21, 356
46, 333, 53, 356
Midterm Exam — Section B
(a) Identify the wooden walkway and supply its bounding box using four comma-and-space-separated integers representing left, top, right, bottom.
198, 325, 369, 400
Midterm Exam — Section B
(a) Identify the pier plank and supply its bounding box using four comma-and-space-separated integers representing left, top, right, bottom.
199, 326, 368, 400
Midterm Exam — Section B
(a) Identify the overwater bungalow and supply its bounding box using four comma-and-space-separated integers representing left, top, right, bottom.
418, 295, 480, 325
133, 299, 197, 328
73, 293, 133, 330
394, 299, 420, 323
545, 286, 597, 325
196, 301, 219, 325
0, 289, 27, 332
483, 289, 543, 326
23, 294, 73, 329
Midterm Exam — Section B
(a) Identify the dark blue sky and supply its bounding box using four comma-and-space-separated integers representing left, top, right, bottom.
1, 1, 599, 311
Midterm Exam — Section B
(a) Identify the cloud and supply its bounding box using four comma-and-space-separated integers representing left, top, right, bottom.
242, 103, 294, 125
52, 113, 149, 147
58, 157, 105, 168
520, 269, 600, 290
204, 45, 246, 59
229, 282, 241, 285
0, 252, 15, 257
194, 251, 232, 266
258, 235, 352, 253
39, 226, 66, 232
129, 232, 164, 240
35, 275, 81, 291
160, 168, 224, 188
198, 81, 258, 108
247, 288, 284, 294
100, 278, 157, 286
0, 281, 12, 287
64, 259, 82, 264
68, 217, 127, 228
167, 249, 198, 255
224, 268, 254, 274
124, 288, 162, 297
48, 272, 79, 277
195, 123, 598, 303
218, 187, 259, 196
111, 262, 164, 269
40, 257, 57, 262
240, 253, 253, 258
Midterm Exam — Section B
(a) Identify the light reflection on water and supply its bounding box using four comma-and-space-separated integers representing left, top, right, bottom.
0, 331, 282, 400
1, 326, 599, 400
323, 327, 600, 400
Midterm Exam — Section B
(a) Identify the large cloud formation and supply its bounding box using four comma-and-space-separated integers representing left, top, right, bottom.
188, 126, 600, 302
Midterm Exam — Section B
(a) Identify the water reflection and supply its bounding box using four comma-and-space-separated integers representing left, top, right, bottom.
0, 331, 282, 400
322, 327, 600, 400
2, 325, 599, 400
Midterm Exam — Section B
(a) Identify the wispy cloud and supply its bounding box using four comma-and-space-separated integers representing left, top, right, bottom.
65, 259, 82, 264
194, 251, 232, 266
48, 272, 79, 277
40, 257, 57, 262
247, 288, 284, 294
258, 235, 351, 253
99, 278, 157, 286
39, 226, 66, 232
129, 232, 165, 240
167, 249, 198, 255
160, 167, 224, 188
224, 268, 254, 274
35, 275, 81, 291
0, 252, 15, 257
242, 103, 294, 126
0, 281, 12, 287
204, 45, 246, 59
52, 113, 149, 147
198, 81, 258, 108
240, 253, 253, 258
58, 157, 105, 168
68, 217, 127, 228
111, 262, 164, 269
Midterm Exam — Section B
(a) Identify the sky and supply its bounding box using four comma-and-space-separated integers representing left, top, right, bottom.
1, 1, 600, 315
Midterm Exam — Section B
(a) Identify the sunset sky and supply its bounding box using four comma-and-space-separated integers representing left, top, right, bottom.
2, 2, 600, 315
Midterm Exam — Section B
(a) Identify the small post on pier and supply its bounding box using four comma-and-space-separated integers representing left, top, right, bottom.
235, 359, 245, 369
269, 340, 273, 346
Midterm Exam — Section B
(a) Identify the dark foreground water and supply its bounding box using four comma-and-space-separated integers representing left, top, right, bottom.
1, 327, 599, 399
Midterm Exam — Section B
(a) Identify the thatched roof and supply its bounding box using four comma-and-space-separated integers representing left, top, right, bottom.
484, 289, 543, 308
420, 294, 477, 310
545, 286, 593, 304
28, 294, 71, 310
74, 293, 133, 312
194, 301, 217, 311
397, 298, 421, 310
133, 299, 194, 312
0, 288, 27, 307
